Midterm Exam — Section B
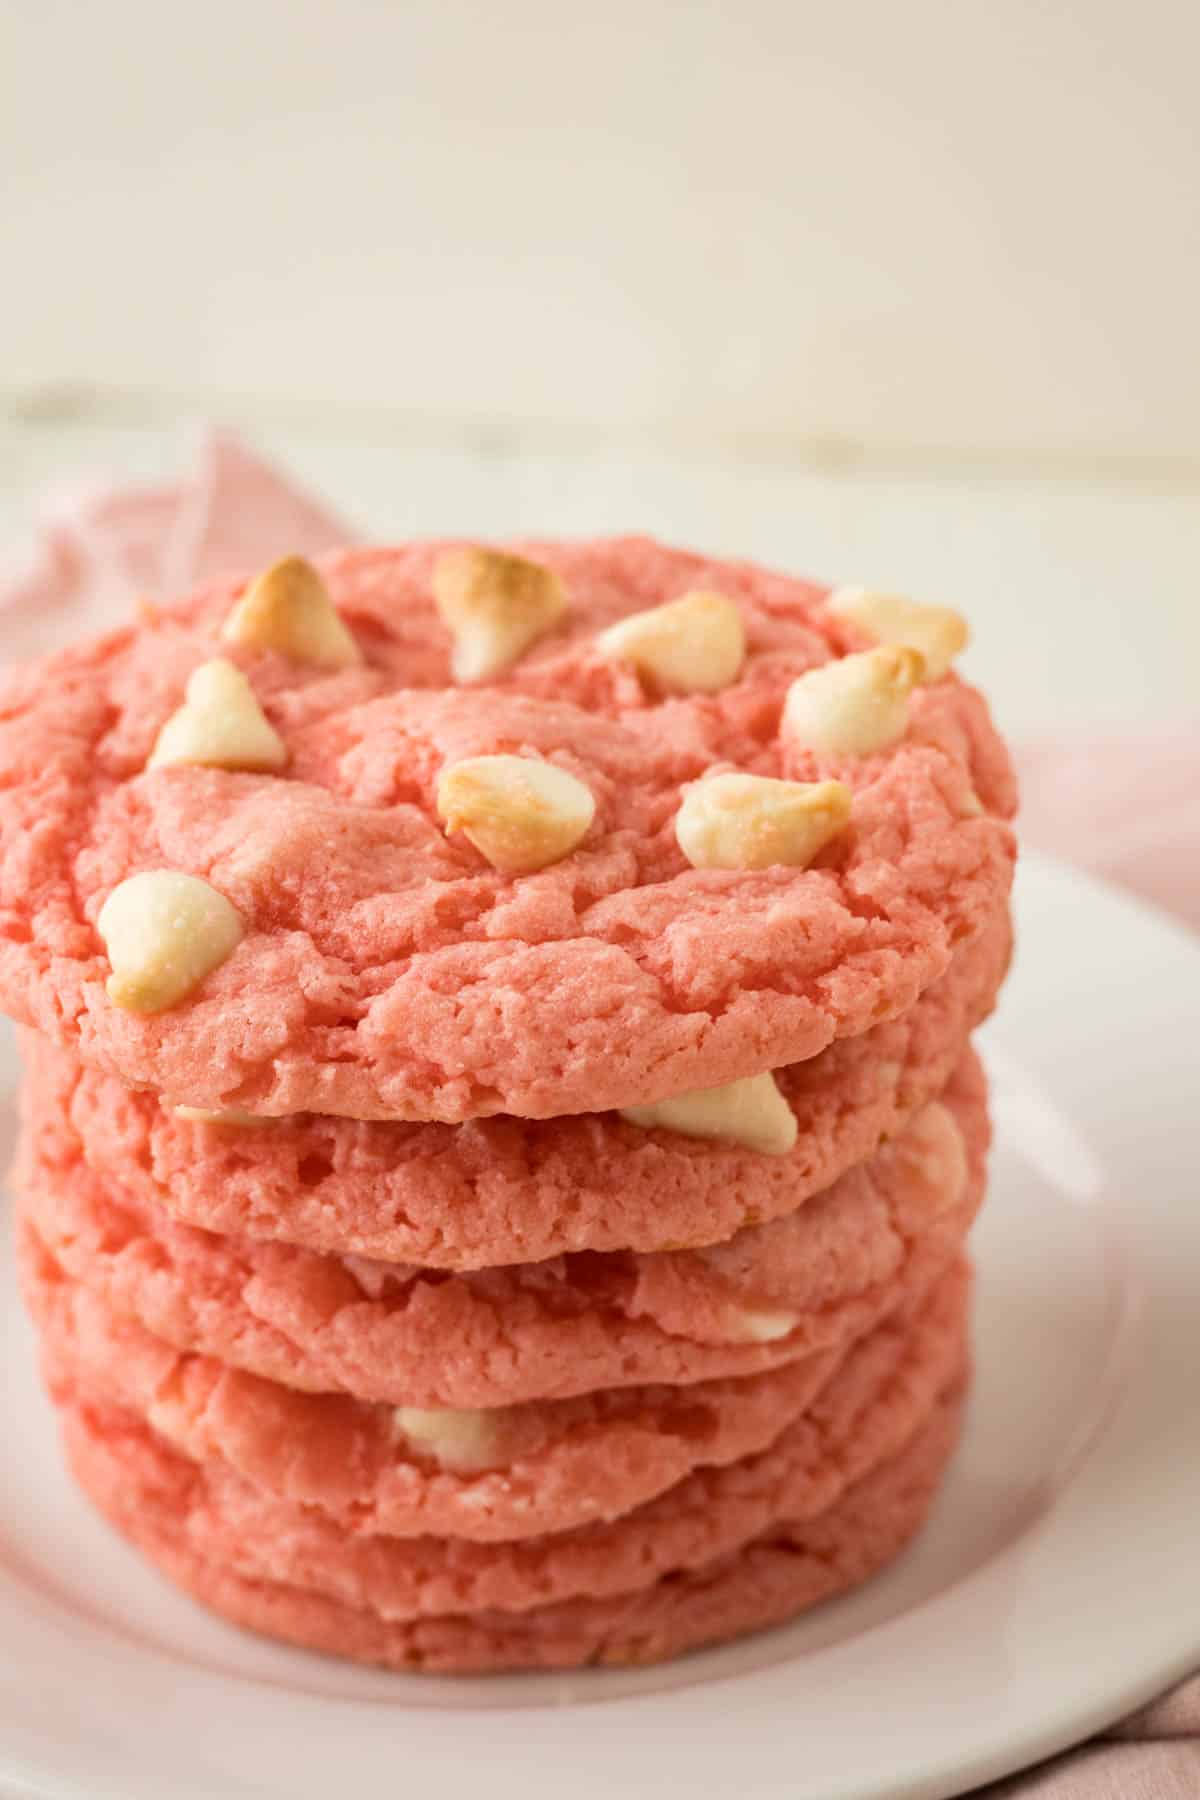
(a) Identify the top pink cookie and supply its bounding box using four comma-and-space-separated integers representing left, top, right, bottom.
0, 538, 1016, 1120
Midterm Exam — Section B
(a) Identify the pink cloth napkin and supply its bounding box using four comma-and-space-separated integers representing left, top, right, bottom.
2, 436, 1197, 1798
0, 431, 352, 664
1017, 733, 1200, 939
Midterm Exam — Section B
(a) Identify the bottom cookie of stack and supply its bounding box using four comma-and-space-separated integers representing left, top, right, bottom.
14, 1047, 988, 1674
25, 1224, 971, 1671
61, 1388, 966, 1673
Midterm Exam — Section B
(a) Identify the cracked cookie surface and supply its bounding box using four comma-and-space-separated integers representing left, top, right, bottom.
15, 1052, 987, 1408
16, 907, 1007, 1265
0, 538, 1015, 1120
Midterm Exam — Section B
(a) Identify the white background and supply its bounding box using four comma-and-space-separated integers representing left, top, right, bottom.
2, 0, 1198, 733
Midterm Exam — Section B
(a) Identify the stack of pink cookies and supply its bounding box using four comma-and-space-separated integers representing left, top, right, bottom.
0, 538, 1016, 1672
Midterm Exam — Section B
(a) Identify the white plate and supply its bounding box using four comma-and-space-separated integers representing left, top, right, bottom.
0, 850, 1197, 1800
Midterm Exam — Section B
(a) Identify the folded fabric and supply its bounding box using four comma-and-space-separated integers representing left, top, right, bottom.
1017, 733, 1200, 936
0, 430, 352, 664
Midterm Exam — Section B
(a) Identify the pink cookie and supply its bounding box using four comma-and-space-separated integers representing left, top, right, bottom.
39, 1262, 966, 1619
0, 538, 1015, 1121
16, 1055, 987, 1408
23, 1210, 963, 1541
62, 1383, 965, 1671
19, 907, 1008, 1266
19, 1224, 846, 1540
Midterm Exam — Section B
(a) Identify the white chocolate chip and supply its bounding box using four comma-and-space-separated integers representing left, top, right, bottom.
724, 1307, 798, 1344
436, 754, 595, 873
148, 659, 288, 773
173, 1105, 269, 1126
782, 646, 925, 757
620, 1072, 797, 1155
675, 772, 851, 871
432, 547, 568, 682
221, 556, 362, 669
98, 872, 244, 1013
146, 1390, 189, 1445
824, 587, 968, 680
894, 1101, 968, 1215
394, 1406, 502, 1471
596, 591, 745, 694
